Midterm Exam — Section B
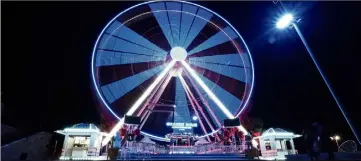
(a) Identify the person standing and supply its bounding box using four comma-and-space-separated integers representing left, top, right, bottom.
323, 136, 335, 160
304, 125, 320, 161
320, 124, 335, 160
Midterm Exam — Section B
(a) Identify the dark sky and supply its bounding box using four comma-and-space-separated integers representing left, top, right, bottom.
2, 1, 361, 142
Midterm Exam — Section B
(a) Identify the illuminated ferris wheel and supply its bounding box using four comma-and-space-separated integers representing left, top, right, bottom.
91, 0, 254, 144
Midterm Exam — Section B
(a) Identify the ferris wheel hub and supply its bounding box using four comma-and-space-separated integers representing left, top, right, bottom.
170, 46, 187, 61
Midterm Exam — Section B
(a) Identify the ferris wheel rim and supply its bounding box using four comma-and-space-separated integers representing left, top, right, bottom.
91, 0, 255, 139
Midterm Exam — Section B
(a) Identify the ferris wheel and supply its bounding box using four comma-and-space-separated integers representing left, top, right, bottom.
91, 0, 255, 144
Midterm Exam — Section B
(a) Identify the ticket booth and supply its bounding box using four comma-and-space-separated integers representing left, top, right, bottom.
254, 128, 301, 160
55, 123, 110, 160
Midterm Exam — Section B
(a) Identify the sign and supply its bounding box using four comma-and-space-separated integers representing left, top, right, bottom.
166, 122, 197, 129
261, 149, 277, 157
87, 148, 98, 156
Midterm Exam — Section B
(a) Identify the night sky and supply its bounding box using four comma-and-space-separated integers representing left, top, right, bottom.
2, 1, 361, 143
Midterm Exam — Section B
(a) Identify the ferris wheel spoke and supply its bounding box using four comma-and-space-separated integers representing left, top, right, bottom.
196, 72, 241, 119
95, 49, 165, 67
96, 61, 164, 86
182, 8, 213, 49
105, 20, 166, 55
179, 3, 197, 48
98, 34, 166, 58
189, 64, 247, 100
189, 59, 247, 82
188, 60, 246, 69
149, 2, 175, 47
97, 49, 164, 57
189, 53, 250, 68
166, 2, 181, 46
187, 38, 242, 58
99, 63, 167, 104
181, 61, 238, 119
187, 26, 238, 56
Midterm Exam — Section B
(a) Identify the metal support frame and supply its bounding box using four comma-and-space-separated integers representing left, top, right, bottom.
136, 71, 171, 118
179, 75, 220, 142
179, 75, 211, 142
139, 72, 173, 129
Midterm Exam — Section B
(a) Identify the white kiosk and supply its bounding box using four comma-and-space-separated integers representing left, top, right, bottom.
55, 123, 110, 160
254, 128, 301, 160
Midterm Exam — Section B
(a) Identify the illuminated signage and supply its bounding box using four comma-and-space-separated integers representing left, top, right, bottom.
166, 122, 197, 129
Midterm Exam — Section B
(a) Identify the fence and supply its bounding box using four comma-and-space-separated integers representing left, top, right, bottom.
195, 143, 245, 154
117, 141, 246, 157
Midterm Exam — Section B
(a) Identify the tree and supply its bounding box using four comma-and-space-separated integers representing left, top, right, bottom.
240, 116, 263, 137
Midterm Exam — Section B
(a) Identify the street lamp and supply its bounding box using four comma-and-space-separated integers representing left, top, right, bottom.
331, 135, 341, 147
276, 13, 294, 29
276, 13, 361, 145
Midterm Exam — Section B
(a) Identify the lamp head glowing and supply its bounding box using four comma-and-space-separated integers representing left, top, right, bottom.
276, 13, 294, 29
335, 135, 340, 140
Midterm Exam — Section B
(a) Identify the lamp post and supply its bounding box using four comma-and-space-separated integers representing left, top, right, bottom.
276, 13, 360, 145
330, 135, 340, 148
334, 135, 340, 147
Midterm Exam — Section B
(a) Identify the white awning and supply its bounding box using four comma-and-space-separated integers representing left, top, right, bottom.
140, 136, 156, 144
195, 137, 209, 145
255, 128, 302, 139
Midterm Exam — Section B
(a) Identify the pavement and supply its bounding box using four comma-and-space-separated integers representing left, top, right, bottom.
285, 152, 361, 161
56, 152, 361, 161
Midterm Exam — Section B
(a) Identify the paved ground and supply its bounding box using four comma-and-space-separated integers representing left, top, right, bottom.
57, 152, 361, 160
285, 152, 361, 161
118, 153, 248, 160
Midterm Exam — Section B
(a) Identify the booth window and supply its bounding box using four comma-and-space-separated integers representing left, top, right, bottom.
73, 136, 90, 148
264, 140, 271, 150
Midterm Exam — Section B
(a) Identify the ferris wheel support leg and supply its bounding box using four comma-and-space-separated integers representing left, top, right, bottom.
179, 75, 218, 138
179, 75, 211, 142
137, 70, 172, 118
185, 71, 223, 142
139, 73, 173, 130
184, 73, 222, 142
181, 61, 248, 135
181, 61, 234, 118
182, 80, 222, 142
137, 79, 165, 118
139, 74, 168, 126
180, 76, 216, 132
184, 69, 223, 127
102, 61, 177, 146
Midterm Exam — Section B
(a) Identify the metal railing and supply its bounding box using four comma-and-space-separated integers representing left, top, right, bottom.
116, 142, 246, 156
195, 143, 245, 154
